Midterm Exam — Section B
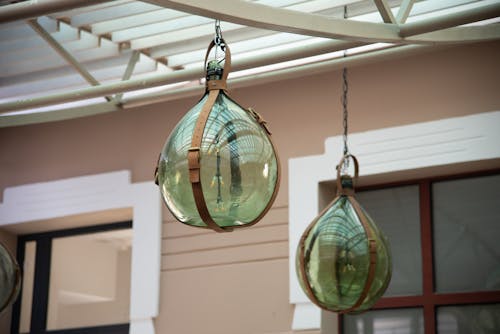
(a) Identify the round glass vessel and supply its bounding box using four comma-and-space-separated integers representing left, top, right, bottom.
157, 62, 279, 229
0, 242, 21, 313
296, 179, 392, 313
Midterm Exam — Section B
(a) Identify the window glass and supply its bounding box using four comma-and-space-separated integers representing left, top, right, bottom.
46, 229, 132, 330
343, 308, 424, 334
19, 241, 36, 334
437, 304, 500, 334
433, 174, 500, 293
357, 186, 422, 296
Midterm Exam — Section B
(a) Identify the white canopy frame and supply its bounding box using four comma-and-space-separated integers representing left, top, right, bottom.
0, 0, 498, 126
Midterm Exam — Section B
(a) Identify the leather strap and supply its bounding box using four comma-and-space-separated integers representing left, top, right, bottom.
298, 154, 378, 313
297, 196, 342, 312
188, 89, 231, 233
206, 80, 227, 91
336, 154, 378, 313
341, 196, 378, 313
204, 38, 231, 84
187, 38, 233, 233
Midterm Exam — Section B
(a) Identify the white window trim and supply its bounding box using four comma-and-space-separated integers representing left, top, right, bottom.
0, 170, 161, 334
289, 111, 500, 330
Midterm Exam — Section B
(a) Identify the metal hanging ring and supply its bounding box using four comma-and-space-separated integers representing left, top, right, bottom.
214, 19, 225, 51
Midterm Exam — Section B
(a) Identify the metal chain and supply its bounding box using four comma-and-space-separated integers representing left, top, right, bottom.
341, 5, 350, 173
214, 19, 224, 60
342, 67, 349, 157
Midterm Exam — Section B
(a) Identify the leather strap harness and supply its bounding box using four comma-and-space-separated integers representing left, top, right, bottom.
297, 155, 378, 313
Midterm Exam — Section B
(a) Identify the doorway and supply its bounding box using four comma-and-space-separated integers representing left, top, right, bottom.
12, 221, 132, 334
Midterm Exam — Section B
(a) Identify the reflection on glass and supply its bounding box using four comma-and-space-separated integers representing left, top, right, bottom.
344, 308, 424, 334
46, 229, 132, 330
19, 241, 36, 334
296, 195, 391, 313
433, 174, 500, 293
158, 91, 279, 228
357, 186, 422, 296
437, 304, 500, 334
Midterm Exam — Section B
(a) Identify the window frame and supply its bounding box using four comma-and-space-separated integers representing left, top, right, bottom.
11, 221, 132, 334
339, 168, 500, 334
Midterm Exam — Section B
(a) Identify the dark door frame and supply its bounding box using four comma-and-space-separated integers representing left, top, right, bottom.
11, 221, 132, 334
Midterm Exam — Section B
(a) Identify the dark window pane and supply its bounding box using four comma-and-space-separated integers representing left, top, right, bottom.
437, 304, 500, 334
433, 174, 500, 293
357, 186, 422, 296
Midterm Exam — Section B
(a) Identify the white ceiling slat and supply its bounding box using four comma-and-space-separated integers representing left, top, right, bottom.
253, 0, 307, 8
0, 23, 79, 55
112, 13, 211, 43
0, 53, 137, 86
0, 16, 56, 42
167, 32, 311, 67
0, 39, 119, 78
396, 0, 415, 24
27, 18, 114, 102
373, 0, 397, 23
91, 8, 185, 35
406, 0, 482, 17
142, 0, 399, 42
131, 21, 244, 50
0, 0, 116, 24
0, 58, 159, 100
0, 19, 24, 32
49, 0, 134, 19
284, 0, 358, 14
1, 30, 99, 64
342, 0, 488, 24
147, 0, 364, 60
130, 0, 365, 51
67, 2, 161, 27
150, 26, 275, 59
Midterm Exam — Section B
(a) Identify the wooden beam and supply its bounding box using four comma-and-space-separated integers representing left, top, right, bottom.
27, 19, 113, 102
114, 50, 141, 103
0, 102, 119, 128
373, 0, 396, 23
142, 0, 500, 43
399, 2, 500, 37
0, 43, 444, 120
406, 24, 500, 44
396, 0, 415, 24
142, 0, 400, 43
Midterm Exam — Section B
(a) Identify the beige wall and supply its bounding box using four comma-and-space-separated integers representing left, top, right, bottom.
0, 41, 499, 334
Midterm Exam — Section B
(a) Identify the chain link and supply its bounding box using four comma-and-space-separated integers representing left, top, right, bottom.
342, 67, 349, 156
340, 5, 350, 173
214, 19, 225, 61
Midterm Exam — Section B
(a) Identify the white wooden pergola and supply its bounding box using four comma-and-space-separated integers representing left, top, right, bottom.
0, 0, 499, 127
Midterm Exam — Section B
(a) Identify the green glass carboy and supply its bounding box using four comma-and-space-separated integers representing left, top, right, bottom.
156, 43, 279, 231
0, 242, 20, 312
296, 157, 391, 313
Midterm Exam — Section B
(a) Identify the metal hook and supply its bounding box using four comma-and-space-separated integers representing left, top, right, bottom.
214, 19, 225, 59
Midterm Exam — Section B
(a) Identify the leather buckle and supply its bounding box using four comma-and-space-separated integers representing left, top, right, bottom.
187, 147, 201, 183
248, 108, 272, 135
